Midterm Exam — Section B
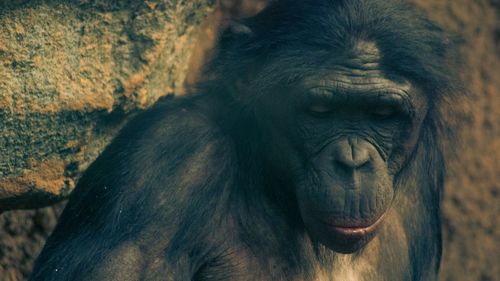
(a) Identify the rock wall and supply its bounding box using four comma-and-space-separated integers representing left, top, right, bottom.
0, 0, 215, 210
0, 203, 64, 280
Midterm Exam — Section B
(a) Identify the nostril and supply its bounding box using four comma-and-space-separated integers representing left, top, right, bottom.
332, 138, 373, 170
335, 157, 370, 170
352, 151, 371, 168
335, 158, 353, 172
334, 146, 371, 170
334, 159, 351, 170
355, 159, 371, 170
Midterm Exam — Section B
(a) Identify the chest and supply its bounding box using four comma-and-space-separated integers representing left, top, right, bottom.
193, 202, 415, 281
195, 241, 385, 281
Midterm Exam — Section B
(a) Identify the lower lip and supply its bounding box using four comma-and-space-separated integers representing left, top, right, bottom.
323, 215, 385, 238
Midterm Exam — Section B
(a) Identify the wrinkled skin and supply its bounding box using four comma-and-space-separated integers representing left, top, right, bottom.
259, 41, 429, 253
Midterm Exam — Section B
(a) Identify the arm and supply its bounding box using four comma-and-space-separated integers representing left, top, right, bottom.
30, 97, 234, 281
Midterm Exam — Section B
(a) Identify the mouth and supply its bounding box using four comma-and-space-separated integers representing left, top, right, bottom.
321, 213, 386, 240
300, 203, 390, 253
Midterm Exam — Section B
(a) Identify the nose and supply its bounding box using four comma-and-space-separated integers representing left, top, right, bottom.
334, 138, 371, 169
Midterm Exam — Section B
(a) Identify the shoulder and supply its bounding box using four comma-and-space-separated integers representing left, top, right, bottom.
60, 94, 235, 227
120, 95, 218, 143
74, 94, 234, 200
106, 94, 228, 162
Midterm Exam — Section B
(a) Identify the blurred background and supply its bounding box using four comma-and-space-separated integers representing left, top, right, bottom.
0, 0, 498, 280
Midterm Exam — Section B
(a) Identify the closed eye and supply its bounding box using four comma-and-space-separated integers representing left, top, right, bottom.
370, 105, 398, 119
309, 103, 333, 114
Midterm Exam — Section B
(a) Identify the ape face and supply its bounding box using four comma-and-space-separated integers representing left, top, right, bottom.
259, 41, 429, 253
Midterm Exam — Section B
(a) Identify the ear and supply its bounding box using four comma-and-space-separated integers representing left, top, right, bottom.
227, 21, 253, 36
219, 21, 254, 47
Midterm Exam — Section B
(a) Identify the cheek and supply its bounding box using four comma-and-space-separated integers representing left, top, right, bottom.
387, 121, 425, 171
402, 122, 424, 156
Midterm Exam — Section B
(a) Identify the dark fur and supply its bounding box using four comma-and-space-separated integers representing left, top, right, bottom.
30, 1, 461, 280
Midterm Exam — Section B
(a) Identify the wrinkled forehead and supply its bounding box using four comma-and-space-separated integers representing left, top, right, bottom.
301, 40, 413, 95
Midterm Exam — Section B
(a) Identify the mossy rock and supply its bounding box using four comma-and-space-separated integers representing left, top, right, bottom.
0, 0, 215, 210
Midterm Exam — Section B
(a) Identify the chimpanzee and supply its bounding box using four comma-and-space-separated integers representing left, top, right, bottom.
30, 0, 461, 280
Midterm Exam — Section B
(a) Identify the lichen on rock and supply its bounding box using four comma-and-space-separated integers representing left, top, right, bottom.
0, 0, 215, 210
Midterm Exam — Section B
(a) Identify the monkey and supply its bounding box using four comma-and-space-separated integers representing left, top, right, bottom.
30, 1, 461, 280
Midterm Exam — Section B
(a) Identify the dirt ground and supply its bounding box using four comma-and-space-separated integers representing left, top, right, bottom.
0, 1, 498, 280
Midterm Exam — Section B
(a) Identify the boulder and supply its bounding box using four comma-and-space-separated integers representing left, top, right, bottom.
0, 0, 215, 210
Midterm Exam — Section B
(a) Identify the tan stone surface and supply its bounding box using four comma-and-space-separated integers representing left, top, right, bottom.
0, 0, 215, 210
